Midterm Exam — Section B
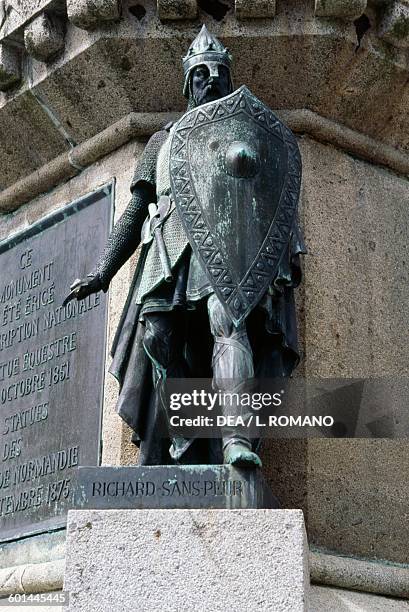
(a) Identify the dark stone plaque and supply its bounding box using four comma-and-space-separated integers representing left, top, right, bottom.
0, 185, 112, 542
75, 465, 279, 510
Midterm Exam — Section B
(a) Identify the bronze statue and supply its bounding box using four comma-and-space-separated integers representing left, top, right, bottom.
65, 26, 306, 468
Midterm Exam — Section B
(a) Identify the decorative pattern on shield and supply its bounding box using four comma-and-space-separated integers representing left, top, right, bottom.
170, 85, 302, 326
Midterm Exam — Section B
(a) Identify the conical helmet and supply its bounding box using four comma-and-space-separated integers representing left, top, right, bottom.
182, 25, 233, 98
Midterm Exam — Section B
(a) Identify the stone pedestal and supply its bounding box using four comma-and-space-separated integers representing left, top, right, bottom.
64, 508, 309, 612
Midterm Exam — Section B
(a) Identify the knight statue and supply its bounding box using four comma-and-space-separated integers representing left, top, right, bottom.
65, 25, 306, 468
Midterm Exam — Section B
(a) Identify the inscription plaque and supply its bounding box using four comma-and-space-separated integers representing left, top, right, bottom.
0, 185, 112, 542
75, 465, 279, 510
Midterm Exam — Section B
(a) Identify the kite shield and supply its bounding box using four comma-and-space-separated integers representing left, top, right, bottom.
169, 85, 302, 326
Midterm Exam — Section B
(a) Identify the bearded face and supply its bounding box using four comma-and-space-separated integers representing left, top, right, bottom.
190, 63, 231, 107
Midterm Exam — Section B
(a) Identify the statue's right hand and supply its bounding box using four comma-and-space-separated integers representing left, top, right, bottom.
62, 274, 103, 307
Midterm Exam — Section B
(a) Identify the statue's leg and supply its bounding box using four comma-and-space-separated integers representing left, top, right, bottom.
207, 294, 262, 468
142, 310, 192, 460
143, 311, 187, 378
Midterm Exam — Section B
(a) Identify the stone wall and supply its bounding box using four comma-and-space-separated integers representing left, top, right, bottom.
263, 136, 409, 565
303, 138, 408, 564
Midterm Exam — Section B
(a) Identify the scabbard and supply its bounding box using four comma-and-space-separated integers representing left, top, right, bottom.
153, 225, 173, 283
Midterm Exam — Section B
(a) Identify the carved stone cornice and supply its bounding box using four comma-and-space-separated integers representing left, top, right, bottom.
0, 2, 408, 191
0, 108, 408, 214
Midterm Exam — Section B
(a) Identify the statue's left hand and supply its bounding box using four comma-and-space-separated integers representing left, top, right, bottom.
62, 274, 102, 306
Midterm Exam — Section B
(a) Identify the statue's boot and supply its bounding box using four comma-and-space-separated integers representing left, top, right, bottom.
223, 439, 262, 468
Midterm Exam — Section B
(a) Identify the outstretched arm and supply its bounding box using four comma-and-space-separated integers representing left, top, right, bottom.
96, 181, 155, 290
64, 128, 169, 304
64, 181, 155, 304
